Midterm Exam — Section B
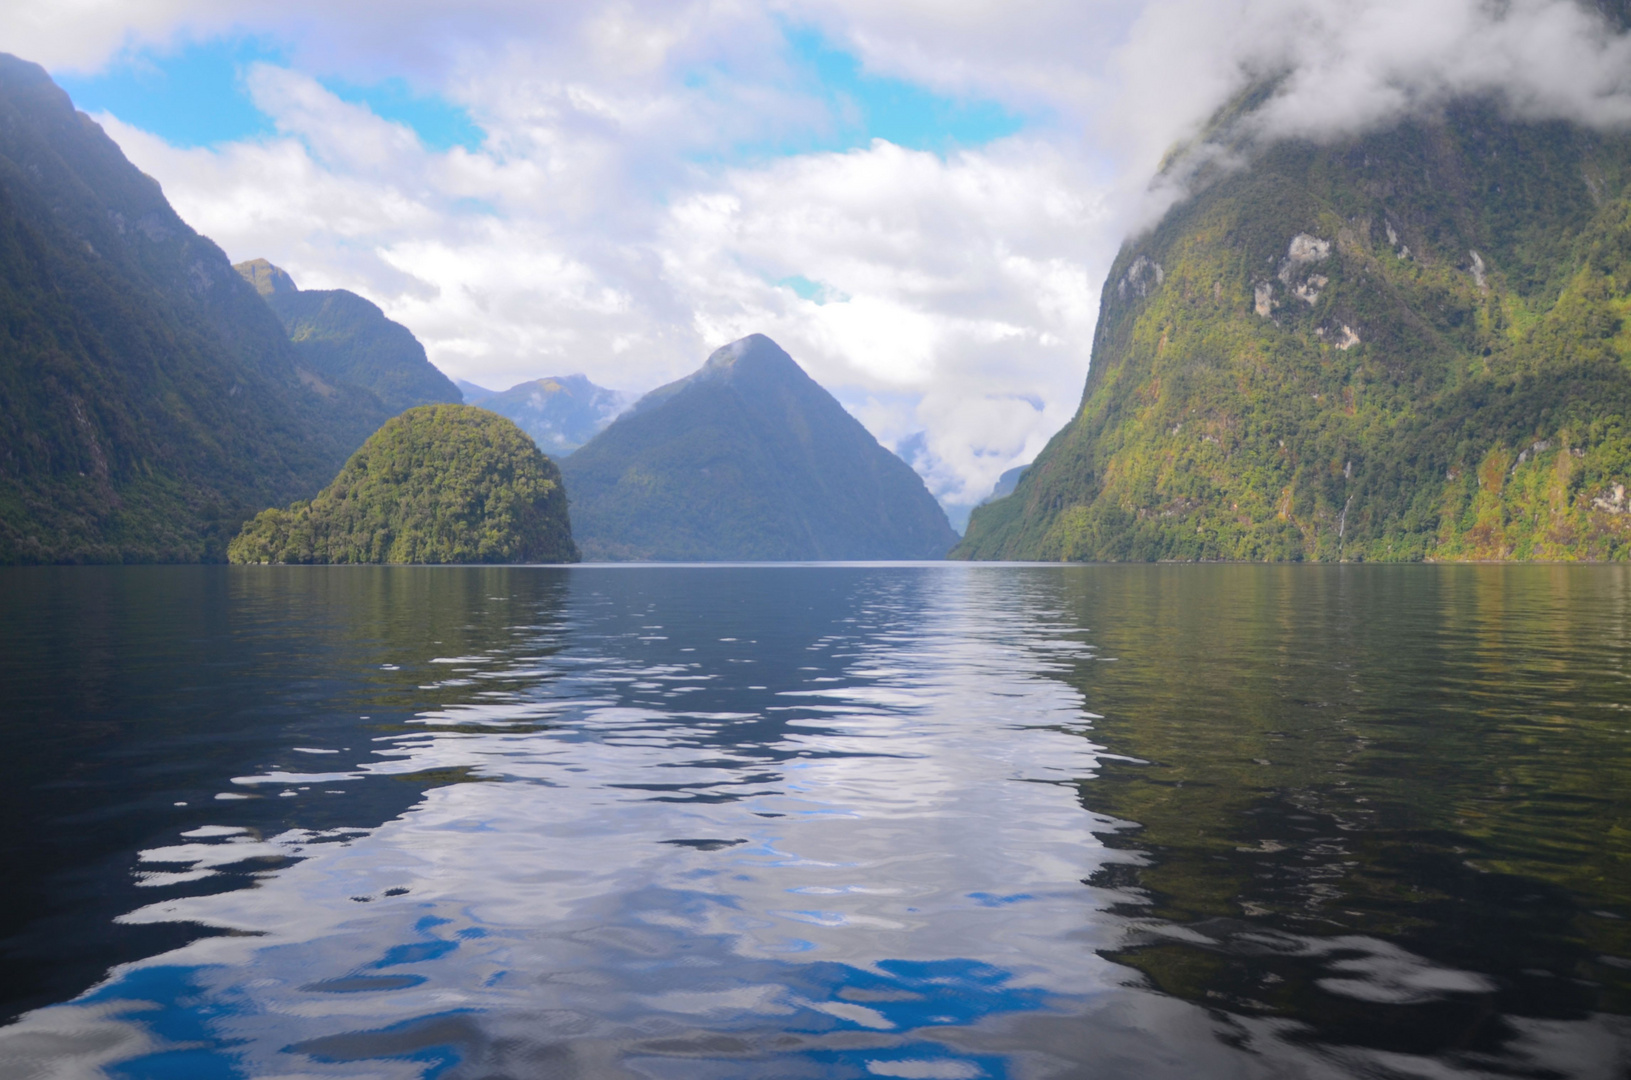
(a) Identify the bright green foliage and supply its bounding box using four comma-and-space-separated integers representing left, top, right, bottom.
562, 334, 958, 561
234, 259, 462, 415
0, 57, 397, 563
957, 103, 1631, 562
229, 405, 578, 564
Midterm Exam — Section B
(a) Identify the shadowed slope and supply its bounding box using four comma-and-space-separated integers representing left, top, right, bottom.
234, 259, 461, 416
562, 335, 957, 561
0, 55, 395, 562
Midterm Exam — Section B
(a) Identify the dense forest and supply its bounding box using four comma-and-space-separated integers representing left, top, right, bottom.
0, 57, 443, 563
958, 101, 1631, 562
229, 405, 578, 564
236, 259, 462, 416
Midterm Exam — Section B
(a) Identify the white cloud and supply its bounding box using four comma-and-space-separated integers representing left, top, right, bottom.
1112, 0, 1631, 165
656, 137, 1105, 505
15, 0, 1631, 512
99, 50, 1111, 510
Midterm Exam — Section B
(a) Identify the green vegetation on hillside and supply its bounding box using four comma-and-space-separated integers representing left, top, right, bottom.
563, 334, 957, 561
234, 259, 461, 415
229, 405, 577, 564
0, 57, 400, 563
957, 103, 1631, 562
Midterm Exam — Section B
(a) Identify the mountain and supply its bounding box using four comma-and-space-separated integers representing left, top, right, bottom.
229, 405, 577, 564
456, 379, 496, 403
987, 463, 1029, 502
0, 54, 395, 563
468, 374, 628, 457
957, 100, 1631, 562
561, 334, 958, 561
234, 259, 461, 415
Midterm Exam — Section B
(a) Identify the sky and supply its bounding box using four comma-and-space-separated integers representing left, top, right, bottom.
7, 0, 1631, 526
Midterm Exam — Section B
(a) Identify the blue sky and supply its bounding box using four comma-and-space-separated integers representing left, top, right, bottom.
54, 37, 485, 152
53, 26, 1027, 158
737, 26, 1030, 158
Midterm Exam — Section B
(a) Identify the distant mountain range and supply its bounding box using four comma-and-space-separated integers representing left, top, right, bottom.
234, 259, 462, 415
0, 48, 947, 565
37, 27, 1631, 567
562, 334, 958, 561
0, 54, 433, 563
459, 374, 629, 457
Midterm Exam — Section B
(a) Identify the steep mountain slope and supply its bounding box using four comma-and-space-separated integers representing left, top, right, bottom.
0, 54, 394, 562
468, 374, 628, 457
987, 463, 1029, 502
229, 405, 577, 564
457, 379, 496, 402
958, 102, 1631, 562
561, 334, 958, 561
234, 259, 461, 414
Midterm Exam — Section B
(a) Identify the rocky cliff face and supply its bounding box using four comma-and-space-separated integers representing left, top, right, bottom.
562, 334, 959, 561
0, 55, 395, 563
957, 102, 1631, 562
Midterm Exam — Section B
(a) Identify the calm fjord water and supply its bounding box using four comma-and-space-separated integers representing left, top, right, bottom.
1, 564, 1628, 1078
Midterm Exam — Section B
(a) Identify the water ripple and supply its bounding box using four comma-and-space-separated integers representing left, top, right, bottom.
0, 564, 1628, 1077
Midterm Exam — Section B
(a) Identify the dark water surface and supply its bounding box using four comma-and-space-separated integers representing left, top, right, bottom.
1, 564, 1629, 1078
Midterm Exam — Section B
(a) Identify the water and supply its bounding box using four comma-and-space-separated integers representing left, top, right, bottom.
0, 564, 1628, 1079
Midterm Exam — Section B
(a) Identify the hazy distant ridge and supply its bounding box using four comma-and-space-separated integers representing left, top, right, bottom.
464, 374, 629, 457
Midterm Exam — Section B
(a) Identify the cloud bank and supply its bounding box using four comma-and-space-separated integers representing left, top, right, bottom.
7, 0, 1631, 516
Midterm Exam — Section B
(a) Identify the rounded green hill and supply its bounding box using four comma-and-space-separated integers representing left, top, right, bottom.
228, 405, 579, 564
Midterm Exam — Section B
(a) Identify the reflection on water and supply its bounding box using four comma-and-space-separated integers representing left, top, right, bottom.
0, 565, 1628, 1078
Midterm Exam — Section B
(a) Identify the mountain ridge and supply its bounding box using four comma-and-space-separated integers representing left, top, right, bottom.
465, 373, 628, 457
234, 259, 462, 415
0, 54, 399, 562
562, 334, 958, 561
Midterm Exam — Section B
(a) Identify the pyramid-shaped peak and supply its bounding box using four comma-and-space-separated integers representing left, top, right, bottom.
702, 334, 800, 378
234, 258, 298, 297
562, 332, 957, 561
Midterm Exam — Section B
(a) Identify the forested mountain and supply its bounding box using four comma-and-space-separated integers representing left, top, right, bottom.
561, 334, 958, 561
463, 374, 628, 457
229, 405, 577, 565
957, 99, 1631, 562
0, 55, 396, 562
234, 259, 461, 415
